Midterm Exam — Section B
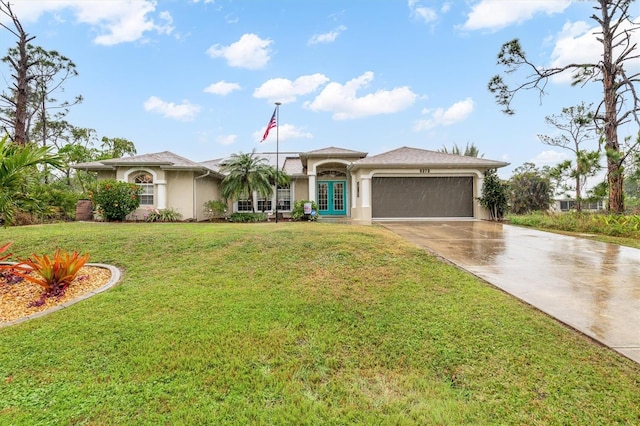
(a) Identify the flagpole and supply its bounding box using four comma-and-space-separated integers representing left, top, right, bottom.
275, 102, 281, 223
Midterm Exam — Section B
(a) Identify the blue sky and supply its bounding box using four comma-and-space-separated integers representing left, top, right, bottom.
1, 0, 638, 179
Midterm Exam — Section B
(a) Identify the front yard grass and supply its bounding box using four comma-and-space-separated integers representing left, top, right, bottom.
0, 222, 639, 425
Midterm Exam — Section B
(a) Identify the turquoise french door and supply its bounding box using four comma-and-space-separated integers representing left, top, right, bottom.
317, 181, 347, 215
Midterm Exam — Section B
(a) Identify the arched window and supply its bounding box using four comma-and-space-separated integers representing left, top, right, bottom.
133, 172, 154, 205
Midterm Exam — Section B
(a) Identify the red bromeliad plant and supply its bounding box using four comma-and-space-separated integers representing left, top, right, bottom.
0, 242, 13, 263
15, 249, 90, 303
0, 242, 24, 284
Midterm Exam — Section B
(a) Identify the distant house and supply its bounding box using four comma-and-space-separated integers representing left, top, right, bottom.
552, 198, 606, 212
73, 146, 509, 224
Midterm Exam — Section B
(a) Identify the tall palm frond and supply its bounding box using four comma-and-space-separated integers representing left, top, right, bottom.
0, 135, 61, 225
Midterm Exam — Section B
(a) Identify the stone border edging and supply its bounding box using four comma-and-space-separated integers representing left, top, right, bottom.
0, 263, 122, 328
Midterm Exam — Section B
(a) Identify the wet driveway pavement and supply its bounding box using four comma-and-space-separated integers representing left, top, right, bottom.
381, 220, 640, 364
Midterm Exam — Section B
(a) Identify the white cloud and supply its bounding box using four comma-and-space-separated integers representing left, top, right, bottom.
308, 25, 347, 45
549, 18, 640, 83
206, 33, 273, 69
461, 0, 571, 32
305, 72, 417, 120
143, 96, 201, 121
408, 0, 438, 23
255, 123, 313, 143
204, 81, 241, 95
531, 150, 569, 165
5, 0, 174, 45
253, 74, 330, 104
225, 14, 239, 24
216, 134, 237, 146
413, 97, 474, 131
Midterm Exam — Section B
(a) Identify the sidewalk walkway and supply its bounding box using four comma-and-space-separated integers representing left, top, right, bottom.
381, 221, 640, 364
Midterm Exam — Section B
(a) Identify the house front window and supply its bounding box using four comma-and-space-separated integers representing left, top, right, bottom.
257, 196, 271, 212
277, 186, 291, 211
237, 193, 252, 212
134, 173, 154, 205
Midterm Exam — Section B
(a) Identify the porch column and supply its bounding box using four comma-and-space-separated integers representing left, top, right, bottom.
156, 180, 167, 209
361, 176, 371, 207
351, 178, 357, 210
308, 173, 316, 202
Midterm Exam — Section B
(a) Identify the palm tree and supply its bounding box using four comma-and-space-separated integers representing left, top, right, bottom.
0, 135, 60, 225
220, 150, 275, 213
439, 142, 483, 158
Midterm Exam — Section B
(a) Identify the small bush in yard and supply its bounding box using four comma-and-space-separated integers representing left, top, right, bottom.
203, 200, 228, 220
15, 249, 90, 306
291, 200, 319, 221
228, 212, 267, 222
91, 180, 142, 221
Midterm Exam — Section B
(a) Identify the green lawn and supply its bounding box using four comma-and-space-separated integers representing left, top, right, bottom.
1, 222, 639, 425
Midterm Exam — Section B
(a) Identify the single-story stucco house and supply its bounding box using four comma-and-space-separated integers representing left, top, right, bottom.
72, 146, 509, 225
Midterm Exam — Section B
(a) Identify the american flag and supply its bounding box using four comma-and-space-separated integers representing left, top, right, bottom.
260, 108, 277, 142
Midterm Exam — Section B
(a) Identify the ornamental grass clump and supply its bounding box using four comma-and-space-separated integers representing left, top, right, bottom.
145, 207, 182, 222
15, 249, 90, 306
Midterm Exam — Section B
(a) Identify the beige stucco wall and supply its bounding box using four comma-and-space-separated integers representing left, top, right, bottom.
349, 168, 371, 225
166, 171, 196, 220
195, 174, 223, 221
291, 177, 309, 202
96, 170, 116, 180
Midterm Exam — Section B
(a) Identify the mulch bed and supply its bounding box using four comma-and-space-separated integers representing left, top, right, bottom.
0, 266, 111, 324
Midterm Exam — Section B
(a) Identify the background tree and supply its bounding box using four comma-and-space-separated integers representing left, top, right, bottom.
439, 142, 483, 157
477, 169, 509, 221
538, 103, 602, 211
488, 0, 640, 214
220, 150, 274, 212
508, 163, 554, 214
98, 137, 137, 159
28, 46, 82, 149
623, 134, 640, 210
2, 45, 83, 149
0, 1, 36, 145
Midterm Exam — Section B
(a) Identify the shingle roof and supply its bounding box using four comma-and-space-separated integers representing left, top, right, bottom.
349, 146, 509, 170
199, 158, 224, 173
213, 152, 304, 174
283, 157, 304, 175
254, 152, 299, 169
300, 147, 367, 158
73, 146, 508, 175
73, 151, 209, 171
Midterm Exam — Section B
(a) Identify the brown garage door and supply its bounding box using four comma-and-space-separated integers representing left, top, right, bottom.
372, 177, 473, 218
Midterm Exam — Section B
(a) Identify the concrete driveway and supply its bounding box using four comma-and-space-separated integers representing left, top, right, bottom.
381, 220, 640, 364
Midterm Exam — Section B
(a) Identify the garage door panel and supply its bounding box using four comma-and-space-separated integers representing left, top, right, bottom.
372, 177, 473, 218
